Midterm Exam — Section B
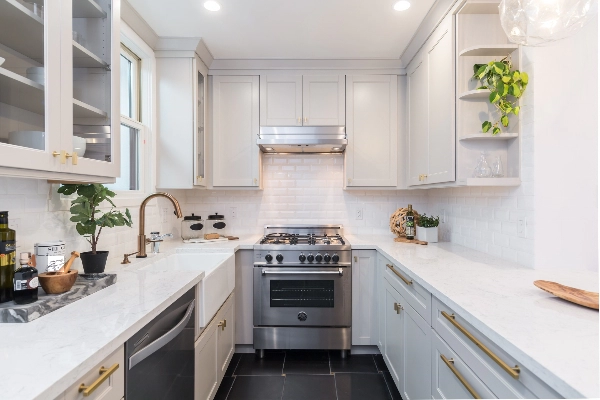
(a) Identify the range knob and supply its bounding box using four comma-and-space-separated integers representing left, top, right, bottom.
324, 253, 331, 263
315, 253, 323, 262
276, 254, 284, 263
299, 253, 306, 262
332, 253, 340, 263
307, 253, 314, 262
265, 254, 273, 263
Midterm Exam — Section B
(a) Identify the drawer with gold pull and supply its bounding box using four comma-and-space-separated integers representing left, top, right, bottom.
384, 262, 431, 323
432, 297, 560, 399
63, 345, 124, 400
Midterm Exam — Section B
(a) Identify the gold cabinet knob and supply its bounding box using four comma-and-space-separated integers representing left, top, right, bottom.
53, 150, 67, 164
66, 151, 78, 165
218, 319, 227, 331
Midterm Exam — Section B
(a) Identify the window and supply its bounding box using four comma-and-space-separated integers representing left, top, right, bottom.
108, 44, 144, 192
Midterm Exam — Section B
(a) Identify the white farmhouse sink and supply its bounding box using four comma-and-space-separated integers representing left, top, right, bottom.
141, 252, 235, 329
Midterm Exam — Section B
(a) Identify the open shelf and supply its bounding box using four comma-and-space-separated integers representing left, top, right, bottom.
73, 0, 107, 18
73, 98, 107, 118
458, 0, 501, 14
466, 177, 521, 186
459, 89, 490, 99
0, 67, 44, 114
73, 41, 108, 68
460, 132, 519, 141
459, 44, 519, 57
0, 0, 44, 62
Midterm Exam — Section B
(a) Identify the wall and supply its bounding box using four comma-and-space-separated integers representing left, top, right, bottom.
0, 177, 180, 270
182, 154, 426, 236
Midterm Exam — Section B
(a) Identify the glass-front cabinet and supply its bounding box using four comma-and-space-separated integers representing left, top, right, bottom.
0, 0, 120, 181
194, 55, 207, 186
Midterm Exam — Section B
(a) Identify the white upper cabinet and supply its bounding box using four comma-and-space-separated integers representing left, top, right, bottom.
156, 55, 207, 189
260, 75, 345, 126
408, 15, 455, 186
345, 75, 398, 187
302, 75, 345, 126
0, 0, 120, 181
260, 75, 302, 126
212, 75, 261, 187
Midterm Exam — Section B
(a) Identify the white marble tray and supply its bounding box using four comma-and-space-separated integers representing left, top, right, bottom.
0, 273, 117, 323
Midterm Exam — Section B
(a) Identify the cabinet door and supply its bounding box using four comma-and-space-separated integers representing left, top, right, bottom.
432, 333, 495, 399
63, 0, 121, 178
407, 56, 429, 186
400, 303, 432, 400
212, 75, 260, 187
351, 250, 378, 346
376, 253, 387, 351
260, 75, 302, 126
346, 75, 398, 187
195, 323, 219, 400
383, 279, 404, 385
217, 294, 235, 382
302, 75, 345, 126
194, 56, 208, 186
426, 24, 455, 184
0, 0, 62, 172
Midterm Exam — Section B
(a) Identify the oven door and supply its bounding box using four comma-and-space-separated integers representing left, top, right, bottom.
253, 266, 351, 327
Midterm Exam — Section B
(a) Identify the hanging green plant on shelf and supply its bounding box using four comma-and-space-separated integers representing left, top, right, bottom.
472, 55, 528, 135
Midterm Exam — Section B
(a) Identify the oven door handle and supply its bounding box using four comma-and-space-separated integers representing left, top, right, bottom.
128, 299, 195, 370
262, 268, 343, 276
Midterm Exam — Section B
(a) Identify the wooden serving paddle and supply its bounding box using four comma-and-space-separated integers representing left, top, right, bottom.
394, 236, 428, 245
534, 280, 599, 310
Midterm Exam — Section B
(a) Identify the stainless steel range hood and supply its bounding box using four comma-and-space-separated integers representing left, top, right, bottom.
257, 126, 347, 153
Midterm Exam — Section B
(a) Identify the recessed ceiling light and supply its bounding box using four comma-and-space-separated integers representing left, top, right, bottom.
265, 147, 274, 151
204, 1, 221, 11
394, 0, 411, 11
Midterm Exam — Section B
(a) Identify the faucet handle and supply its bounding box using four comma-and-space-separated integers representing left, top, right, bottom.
148, 232, 173, 242
121, 251, 139, 264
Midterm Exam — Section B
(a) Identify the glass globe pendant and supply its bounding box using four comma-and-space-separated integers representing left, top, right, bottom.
499, 0, 597, 46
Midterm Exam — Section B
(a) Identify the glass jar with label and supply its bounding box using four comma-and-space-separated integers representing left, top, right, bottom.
207, 213, 227, 236
181, 214, 204, 241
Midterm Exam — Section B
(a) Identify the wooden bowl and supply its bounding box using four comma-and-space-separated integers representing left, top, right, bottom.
38, 270, 78, 294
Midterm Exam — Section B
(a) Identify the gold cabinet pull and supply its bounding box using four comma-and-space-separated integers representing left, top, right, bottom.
441, 311, 520, 379
53, 150, 67, 164
78, 363, 119, 396
218, 319, 227, 331
297, 117, 301, 124
69, 151, 78, 165
440, 355, 481, 399
304, 117, 308, 123
393, 302, 403, 314
386, 264, 413, 286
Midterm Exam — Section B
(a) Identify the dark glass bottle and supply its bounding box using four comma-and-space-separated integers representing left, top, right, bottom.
13, 252, 38, 305
405, 204, 415, 240
0, 211, 16, 303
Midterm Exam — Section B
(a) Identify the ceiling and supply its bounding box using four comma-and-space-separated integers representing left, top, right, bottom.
127, 0, 437, 60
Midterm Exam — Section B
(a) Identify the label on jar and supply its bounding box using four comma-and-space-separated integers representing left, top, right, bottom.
213, 222, 226, 230
46, 256, 65, 272
14, 276, 38, 291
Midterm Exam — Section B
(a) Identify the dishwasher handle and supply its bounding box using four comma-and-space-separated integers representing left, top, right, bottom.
129, 299, 195, 370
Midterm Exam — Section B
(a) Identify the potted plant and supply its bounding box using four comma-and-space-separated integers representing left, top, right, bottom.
416, 214, 440, 243
473, 55, 528, 135
58, 184, 132, 273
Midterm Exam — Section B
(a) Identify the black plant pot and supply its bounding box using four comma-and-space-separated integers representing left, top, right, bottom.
80, 251, 109, 274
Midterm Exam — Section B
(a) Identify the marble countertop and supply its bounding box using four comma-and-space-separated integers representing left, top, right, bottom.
347, 234, 599, 399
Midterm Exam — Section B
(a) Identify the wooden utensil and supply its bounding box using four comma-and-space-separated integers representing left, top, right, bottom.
394, 237, 428, 245
534, 280, 599, 310
220, 235, 239, 240
38, 270, 78, 294
204, 233, 220, 240
57, 251, 80, 274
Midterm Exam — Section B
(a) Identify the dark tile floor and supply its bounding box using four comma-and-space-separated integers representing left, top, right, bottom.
214, 351, 403, 400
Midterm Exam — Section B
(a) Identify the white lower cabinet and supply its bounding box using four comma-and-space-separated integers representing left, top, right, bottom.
63, 345, 124, 400
195, 293, 235, 400
351, 250, 378, 345
383, 279, 404, 384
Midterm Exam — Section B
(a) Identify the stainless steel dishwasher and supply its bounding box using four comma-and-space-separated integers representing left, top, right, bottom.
125, 287, 196, 400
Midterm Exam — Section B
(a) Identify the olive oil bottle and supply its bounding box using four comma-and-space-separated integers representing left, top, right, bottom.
0, 211, 16, 303
405, 204, 415, 240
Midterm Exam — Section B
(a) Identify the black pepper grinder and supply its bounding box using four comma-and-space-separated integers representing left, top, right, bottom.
13, 252, 38, 305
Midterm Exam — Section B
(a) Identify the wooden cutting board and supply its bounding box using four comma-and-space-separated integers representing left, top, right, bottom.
394, 237, 428, 245
534, 280, 599, 310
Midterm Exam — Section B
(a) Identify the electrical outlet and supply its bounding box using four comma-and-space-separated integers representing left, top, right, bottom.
9, 218, 20, 230
356, 208, 363, 220
517, 217, 527, 238
230, 207, 237, 219
161, 208, 168, 223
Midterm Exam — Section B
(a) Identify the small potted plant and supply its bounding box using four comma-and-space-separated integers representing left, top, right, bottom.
416, 214, 440, 243
58, 184, 132, 273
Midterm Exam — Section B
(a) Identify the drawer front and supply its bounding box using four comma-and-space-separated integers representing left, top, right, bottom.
195, 321, 219, 400
433, 298, 560, 399
432, 332, 496, 399
64, 346, 124, 400
384, 262, 431, 324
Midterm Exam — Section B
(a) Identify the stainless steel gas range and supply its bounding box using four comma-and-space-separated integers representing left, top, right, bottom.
253, 225, 352, 357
